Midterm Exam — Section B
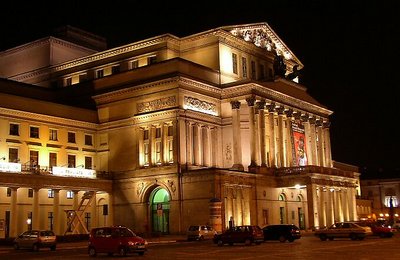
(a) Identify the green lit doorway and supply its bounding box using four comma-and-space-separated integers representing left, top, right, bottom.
150, 188, 170, 234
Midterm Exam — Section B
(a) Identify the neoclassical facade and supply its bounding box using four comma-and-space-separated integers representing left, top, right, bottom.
0, 23, 361, 238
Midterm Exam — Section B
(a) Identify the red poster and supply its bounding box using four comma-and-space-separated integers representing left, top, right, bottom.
291, 121, 307, 166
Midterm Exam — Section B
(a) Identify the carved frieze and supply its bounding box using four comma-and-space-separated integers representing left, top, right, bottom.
183, 96, 217, 115
137, 96, 176, 114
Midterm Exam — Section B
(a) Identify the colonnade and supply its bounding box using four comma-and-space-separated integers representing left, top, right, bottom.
3, 187, 112, 237
306, 183, 358, 229
229, 98, 333, 170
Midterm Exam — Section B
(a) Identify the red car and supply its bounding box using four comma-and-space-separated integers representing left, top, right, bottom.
213, 225, 264, 246
88, 226, 147, 257
357, 221, 394, 238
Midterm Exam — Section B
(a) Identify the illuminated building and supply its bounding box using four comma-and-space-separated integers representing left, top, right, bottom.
0, 23, 361, 238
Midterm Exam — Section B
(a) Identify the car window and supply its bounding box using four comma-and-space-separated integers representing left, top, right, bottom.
201, 226, 206, 230
94, 228, 107, 237
189, 226, 199, 231
120, 228, 135, 237
40, 231, 54, 236
30, 231, 39, 238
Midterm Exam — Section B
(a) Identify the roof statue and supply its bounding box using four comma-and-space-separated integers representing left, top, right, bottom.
286, 65, 301, 81
273, 55, 287, 78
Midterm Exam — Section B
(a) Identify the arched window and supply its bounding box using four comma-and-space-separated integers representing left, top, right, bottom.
297, 195, 303, 202
278, 193, 286, 201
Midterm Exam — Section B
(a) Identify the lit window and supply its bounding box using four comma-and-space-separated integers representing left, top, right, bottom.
144, 143, 149, 166
9, 123, 19, 136
49, 129, 58, 141
385, 196, 398, 207
30, 126, 39, 138
131, 60, 139, 69
9, 148, 18, 163
48, 189, 54, 198
232, 53, 238, 74
67, 191, 74, 199
85, 156, 92, 169
49, 153, 57, 169
65, 77, 72, 86
156, 141, 161, 164
242, 57, 247, 78
68, 155, 76, 168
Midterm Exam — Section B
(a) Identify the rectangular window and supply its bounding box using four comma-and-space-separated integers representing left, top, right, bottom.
66, 191, 74, 199
111, 65, 120, 74
68, 132, 76, 143
242, 57, 247, 78
30, 126, 39, 138
155, 141, 161, 164
168, 125, 173, 136
85, 212, 91, 231
65, 77, 72, 86
144, 130, 149, 140
156, 128, 161, 138
28, 189, 33, 198
96, 69, 104, 78
68, 155, 76, 168
48, 189, 54, 198
251, 61, 256, 79
168, 139, 174, 163
147, 56, 157, 65
9, 148, 18, 163
144, 143, 149, 166
30, 150, 39, 168
49, 153, 57, 169
131, 60, 139, 69
232, 53, 238, 74
7, 188, 12, 197
48, 212, 53, 231
85, 134, 93, 146
9, 123, 19, 136
259, 64, 265, 80
49, 129, 58, 141
85, 156, 92, 169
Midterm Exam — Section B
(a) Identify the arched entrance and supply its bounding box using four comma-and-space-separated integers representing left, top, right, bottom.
150, 187, 170, 234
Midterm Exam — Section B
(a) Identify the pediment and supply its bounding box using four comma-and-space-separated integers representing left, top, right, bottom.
220, 22, 303, 68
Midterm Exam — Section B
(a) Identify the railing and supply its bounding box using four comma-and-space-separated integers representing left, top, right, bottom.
275, 165, 355, 178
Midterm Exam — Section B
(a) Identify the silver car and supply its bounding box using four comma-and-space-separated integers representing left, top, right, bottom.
314, 222, 372, 241
14, 230, 57, 251
187, 225, 217, 241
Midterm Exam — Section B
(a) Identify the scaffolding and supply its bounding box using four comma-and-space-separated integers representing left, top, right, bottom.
64, 191, 94, 235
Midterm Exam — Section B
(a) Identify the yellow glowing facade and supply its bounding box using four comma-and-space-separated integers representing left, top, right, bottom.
0, 23, 361, 238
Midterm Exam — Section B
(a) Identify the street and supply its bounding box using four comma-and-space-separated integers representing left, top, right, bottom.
1, 234, 399, 259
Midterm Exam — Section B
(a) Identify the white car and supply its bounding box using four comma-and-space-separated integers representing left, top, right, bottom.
314, 222, 372, 241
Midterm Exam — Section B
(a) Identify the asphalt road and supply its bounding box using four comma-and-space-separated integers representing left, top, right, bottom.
1, 234, 399, 259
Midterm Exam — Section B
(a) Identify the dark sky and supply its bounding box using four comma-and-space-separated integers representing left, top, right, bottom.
1, 0, 400, 179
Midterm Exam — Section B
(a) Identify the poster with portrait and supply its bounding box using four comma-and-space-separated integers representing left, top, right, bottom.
291, 120, 308, 166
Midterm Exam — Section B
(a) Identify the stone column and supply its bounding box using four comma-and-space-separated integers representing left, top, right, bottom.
285, 109, 294, 167
193, 123, 201, 166
349, 187, 357, 221
306, 184, 319, 229
246, 97, 257, 167
53, 189, 60, 235
338, 191, 344, 222
10, 187, 19, 237
257, 101, 267, 166
316, 119, 325, 167
303, 117, 313, 165
267, 103, 276, 167
323, 121, 333, 167
320, 189, 327, 227
277, 106, 285, 167
186, 122, 192, 165
202, 125, 210, 166
254, 109, 261, 165
343, 189, 350, 221
230, 101, 243, 171
309, 117, 318, 165
32, 188, 40, 230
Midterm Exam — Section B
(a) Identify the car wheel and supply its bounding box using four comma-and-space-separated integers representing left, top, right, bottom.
217, 240, 223, 246
279, 235, 286, 243
88, 247, 97, 257
199, 235, 204, 241
379, 233, 386, 238
119, 246, 127, 256
138, 252, 145, 256
32, 244, 39, 252
50, 245, 56, 251
328, 237, 334, 241
13, 243, 19, 250
319, 234, 327, 241
350, 233, 358, 241
288, 238, 295, 242
244, 238, 252, 246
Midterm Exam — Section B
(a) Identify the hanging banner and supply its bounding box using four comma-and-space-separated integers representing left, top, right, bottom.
291, 120, 308, 166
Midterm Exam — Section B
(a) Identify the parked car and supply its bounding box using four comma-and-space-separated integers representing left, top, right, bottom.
314, 222, 372, 241
88, 226, 147, 257
13, 230, 56, 251
187, 225, 217, 241
356, 221, 394, 238
213, 225, 264, 246
262, 224, 301, 242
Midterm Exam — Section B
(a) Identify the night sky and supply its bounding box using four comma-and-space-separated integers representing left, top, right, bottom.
2, 0, 399, 179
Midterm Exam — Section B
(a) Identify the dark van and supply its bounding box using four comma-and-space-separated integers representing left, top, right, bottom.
262, 224, 301, 242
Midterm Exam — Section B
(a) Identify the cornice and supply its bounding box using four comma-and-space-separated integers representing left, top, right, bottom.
177, 109, 222, 125
221, 83, 332, 117
133, 109, 179, 125
0, 37, 50, 57
0, 107, 98, 130
178, 77, 221, 98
